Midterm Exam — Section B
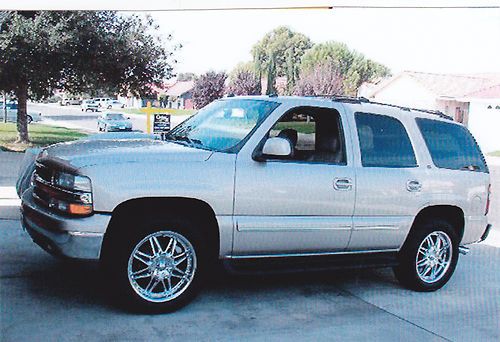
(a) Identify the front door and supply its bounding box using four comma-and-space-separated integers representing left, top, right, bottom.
232, 105, 355, 256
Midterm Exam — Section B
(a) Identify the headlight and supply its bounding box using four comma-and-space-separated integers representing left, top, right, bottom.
54, 172, 92, 192
50, 171, 93, 215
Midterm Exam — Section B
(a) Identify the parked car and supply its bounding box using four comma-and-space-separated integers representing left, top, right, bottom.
0, 101, 42, 123
81, 99, 99, 112
20, 96, 491, 313
93, 97, 113, 107
97, 112, 132, 132
59, 97, 82, 106
104, 100, 126, 109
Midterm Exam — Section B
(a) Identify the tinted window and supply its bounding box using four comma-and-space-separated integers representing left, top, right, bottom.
267, 107, 346, 164
356, 113, 417, 168
416, 118, 487, 172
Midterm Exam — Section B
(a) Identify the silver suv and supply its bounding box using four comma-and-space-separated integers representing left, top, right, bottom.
20, 96, 492, 312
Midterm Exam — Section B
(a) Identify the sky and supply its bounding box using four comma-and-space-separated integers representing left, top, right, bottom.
5, 0, 500, 76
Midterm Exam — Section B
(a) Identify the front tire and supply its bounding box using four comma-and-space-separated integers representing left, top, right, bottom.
103, 218, 205, 312
394, 219, 459, 292
26, 115, 33, 124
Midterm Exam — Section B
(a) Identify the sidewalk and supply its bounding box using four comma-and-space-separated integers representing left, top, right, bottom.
0, 151, 23, 219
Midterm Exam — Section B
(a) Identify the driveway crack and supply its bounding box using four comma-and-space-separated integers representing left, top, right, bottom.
339, 287, 452, 342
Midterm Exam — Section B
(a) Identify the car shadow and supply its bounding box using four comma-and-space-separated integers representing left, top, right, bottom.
20, 257, 400, 314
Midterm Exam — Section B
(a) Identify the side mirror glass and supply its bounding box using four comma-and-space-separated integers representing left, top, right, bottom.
255, 137, 292, 161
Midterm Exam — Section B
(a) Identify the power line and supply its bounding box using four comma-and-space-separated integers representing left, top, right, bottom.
121, 5, 500, 12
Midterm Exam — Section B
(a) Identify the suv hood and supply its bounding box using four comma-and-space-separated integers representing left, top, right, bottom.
40, 139, 213, 169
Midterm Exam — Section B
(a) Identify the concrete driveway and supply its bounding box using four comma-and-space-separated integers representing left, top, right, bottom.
1, 152, 499, 341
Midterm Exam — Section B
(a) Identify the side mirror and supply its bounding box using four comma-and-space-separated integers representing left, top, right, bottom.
254, 137, 292, 161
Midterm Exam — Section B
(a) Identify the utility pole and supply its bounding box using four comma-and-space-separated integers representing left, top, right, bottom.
2, 92, 7, 123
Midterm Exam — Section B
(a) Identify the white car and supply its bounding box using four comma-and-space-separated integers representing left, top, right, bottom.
59, 97, 82, 106
103, 100, 125, 109
0, 102, 42, 123
92, 97, 113, 107
81, 100, 99, 112
20, 95, 492, 313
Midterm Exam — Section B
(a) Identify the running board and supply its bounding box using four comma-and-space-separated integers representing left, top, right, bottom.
223, 252, 399, 275
459, 246, 470, 255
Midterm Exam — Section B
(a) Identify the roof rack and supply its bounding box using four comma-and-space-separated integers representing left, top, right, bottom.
366, 100, 454, 121
325, 96, 453, 121
302, 94, 370, 104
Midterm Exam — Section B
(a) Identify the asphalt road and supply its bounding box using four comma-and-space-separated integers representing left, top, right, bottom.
1, 153, 499, 341
28, 102, 189, 133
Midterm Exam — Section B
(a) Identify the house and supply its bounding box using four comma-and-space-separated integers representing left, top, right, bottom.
165, 81, 195, 110
359, 71, 500, 152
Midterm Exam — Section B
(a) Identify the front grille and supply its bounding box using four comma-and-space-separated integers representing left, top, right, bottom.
33, 162, 54, 208
35, 162, 53, 183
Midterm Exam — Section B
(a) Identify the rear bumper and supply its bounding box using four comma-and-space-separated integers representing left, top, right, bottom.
478, 224, 492, 243
21, 188, 111, 260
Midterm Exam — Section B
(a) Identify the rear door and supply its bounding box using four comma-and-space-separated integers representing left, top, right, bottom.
348, 111, 425, 251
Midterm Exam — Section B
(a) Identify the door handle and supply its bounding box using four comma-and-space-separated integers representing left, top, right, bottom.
333, 178, 353, 191
406, 180, 422, 192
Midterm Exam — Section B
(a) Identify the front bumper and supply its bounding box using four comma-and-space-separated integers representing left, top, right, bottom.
21, 188, 111, 260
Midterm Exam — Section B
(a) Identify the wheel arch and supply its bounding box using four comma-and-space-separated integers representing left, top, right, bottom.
409, 205, 465, 243
101, 197, 220, 261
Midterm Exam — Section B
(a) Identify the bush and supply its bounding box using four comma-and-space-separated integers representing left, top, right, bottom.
192, 71, 227, 109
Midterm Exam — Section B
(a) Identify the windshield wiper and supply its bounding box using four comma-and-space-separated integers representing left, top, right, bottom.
167, 135, 203, 148
460, 164, 480, 171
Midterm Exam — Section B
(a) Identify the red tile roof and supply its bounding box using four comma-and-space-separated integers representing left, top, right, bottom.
369, 71, 500, 99
165, 81, 195, 97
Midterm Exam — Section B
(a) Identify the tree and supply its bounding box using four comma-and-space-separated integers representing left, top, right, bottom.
300, 41, 390, 95
0, 11, 177, 143
294, 61, 344, 96
192, 71, 227, 109
226, 69, 261, 96
177, 72, 198, 82
252, 26, 312, 95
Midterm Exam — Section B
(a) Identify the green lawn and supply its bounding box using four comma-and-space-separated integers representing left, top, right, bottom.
121, 108, 196, 116
274, 122, 316, 134
0, 123, 87, 152
489, 150, 500, 157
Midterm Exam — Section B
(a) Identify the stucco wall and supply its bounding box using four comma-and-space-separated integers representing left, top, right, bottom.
370, 75, 437, 110
468, 100, 500, 153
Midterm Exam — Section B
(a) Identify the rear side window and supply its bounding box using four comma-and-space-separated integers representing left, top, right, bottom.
416, 118, 488, 173
355, 112, 417, 168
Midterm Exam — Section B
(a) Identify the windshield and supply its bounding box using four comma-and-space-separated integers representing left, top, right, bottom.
167, 99, 280, 152
106, 114, 126, 120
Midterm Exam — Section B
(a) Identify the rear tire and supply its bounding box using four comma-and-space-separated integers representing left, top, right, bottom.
26, 115, 33, 124
394, 219, 459, 292
102, 217, 205, 313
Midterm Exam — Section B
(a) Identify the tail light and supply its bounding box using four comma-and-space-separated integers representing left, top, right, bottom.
485, 184, 491, 215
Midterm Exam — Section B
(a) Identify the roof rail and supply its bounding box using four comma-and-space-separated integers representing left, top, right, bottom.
367, 100, 453, 121
326, 96, 453, 121
280, 94, 453, 121
330, 95, 370, 104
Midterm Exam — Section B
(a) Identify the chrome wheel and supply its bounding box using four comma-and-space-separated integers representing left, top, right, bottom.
415, 231, 452, 284
127, 231, 197, 303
